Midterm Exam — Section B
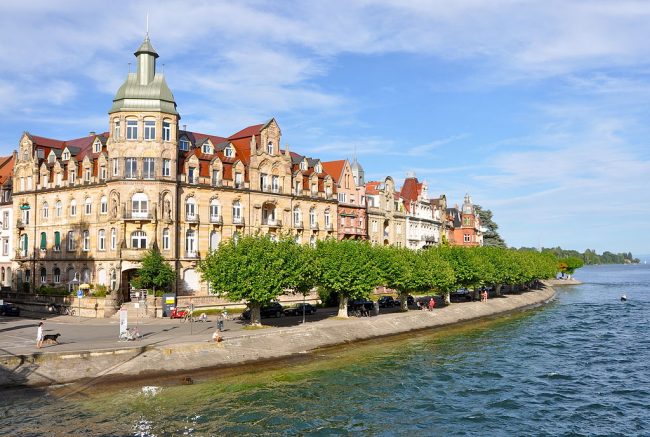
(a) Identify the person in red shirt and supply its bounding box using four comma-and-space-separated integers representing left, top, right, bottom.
428, 298, 435, 311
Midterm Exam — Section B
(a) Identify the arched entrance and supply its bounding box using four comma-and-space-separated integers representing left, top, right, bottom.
121, 268, 140, 302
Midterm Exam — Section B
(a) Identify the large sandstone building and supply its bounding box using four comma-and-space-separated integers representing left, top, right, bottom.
12, 36, 336, 301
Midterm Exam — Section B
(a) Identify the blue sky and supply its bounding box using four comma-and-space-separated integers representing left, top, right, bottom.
1, 0, 649, 255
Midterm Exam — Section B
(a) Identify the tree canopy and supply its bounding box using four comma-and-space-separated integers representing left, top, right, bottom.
130, 246, 175, 296
475, 205, 506, 248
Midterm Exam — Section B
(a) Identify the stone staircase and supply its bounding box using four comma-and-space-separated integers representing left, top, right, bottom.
113, 301, 153, 320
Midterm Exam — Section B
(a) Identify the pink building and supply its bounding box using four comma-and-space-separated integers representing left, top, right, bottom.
322, 158, 367, 240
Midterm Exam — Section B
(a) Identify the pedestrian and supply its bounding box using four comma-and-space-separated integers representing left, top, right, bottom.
217, 314, 224, 332
36, 321, 44, 348
428, 298, 435, 311
482, 290, 488, 302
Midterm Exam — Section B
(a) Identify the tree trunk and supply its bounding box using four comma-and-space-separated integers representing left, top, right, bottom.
495, 284, 502, 297
399, 291, 408, 312
338, 295, 349, 318
444, 290, 451, 305
250, 302, 262, 326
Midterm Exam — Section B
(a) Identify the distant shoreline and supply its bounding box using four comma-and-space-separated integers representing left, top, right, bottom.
2, 284, 558, 389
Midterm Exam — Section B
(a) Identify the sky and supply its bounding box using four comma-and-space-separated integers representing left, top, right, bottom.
1, 0, 649, 255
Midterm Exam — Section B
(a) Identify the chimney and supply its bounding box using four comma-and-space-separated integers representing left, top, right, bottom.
183, 124, 187, 132
89, 131, 96, 136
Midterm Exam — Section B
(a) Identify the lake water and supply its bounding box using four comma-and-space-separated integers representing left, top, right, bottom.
2, 264, 649, 436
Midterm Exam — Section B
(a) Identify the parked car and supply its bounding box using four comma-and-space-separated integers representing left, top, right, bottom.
394, 295, 415, 307
0, 302, 20, 317
450, 288, 472, 302
169, 306, 190, 319
377, 296, 397, 308
242, 302, 285, 319
347, 299, 374, 311
284, 303, 317, 316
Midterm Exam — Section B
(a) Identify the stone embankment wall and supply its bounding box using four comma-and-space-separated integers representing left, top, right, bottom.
0, 286, 556, 388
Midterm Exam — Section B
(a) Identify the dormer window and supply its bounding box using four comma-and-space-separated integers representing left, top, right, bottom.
48, 153, 55, 164
315, 163, 322, 173
179, 139, 190, 151
202, 142, 212, 154
266, 141, 273, 154
62, 151, 70, 161
93, 141, 101, 153
300, 161, 307, 171
224, 146, 234, 158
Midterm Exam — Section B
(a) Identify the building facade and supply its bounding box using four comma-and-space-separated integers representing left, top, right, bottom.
322, 159, 367, 240
0, 155, 14, 289
365, 176, 406, 247
11, 36, 337, 300
400, 176, 444, 249
447, 194, 483, 247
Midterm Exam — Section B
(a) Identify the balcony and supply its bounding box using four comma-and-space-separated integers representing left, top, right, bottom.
186, 214, 200, 224
234, 182, 245, 189
233, 216, 245, 226
123, 211, 153, 221
310, 222, 319, 230
15, 249, 31, 260
272, 186, 282, 194
325, 222, 334, 231
122, 247, 149, 260
294, 220, 304, 230
185, 251, 200, 259
210, 215, 223, 224
342, 226, 366, 236
16, 219, 25, 229
263, 219, 282, 228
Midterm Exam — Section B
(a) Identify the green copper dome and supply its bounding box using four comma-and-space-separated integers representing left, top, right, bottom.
109, 36, 178, 115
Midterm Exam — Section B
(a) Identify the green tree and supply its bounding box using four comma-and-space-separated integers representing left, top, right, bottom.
199, 235, 298, 325
434, 246, 481, 302
316, 239, 382, 318
376, 246, 431, 311
421, 248, 456, 303
475, 205, 506, 248
130, 246, 175, 296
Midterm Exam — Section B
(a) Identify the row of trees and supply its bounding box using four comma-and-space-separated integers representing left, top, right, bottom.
198, 236, 558, 325
528, 246, 641, 265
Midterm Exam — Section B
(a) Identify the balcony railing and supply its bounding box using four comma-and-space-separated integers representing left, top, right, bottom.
212, 178, 222, 187
233, 216, 245, 225
310, 222, 319, 230
234, 182, 245, 189
186, 214, 200, 223
325, 222, 334, 231
185, 251, 200, 259
294, 220, 304, 229
123, 211, 153, 221
263, 219, 282, 227
210, 215, 223, 224
272, 186, 282, 194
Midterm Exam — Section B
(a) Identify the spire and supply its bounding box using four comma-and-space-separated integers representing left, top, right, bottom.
134, 34, 158, 86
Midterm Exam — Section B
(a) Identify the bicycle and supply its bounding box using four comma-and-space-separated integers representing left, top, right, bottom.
47, 303, 75, 316
119, 327, 142, 341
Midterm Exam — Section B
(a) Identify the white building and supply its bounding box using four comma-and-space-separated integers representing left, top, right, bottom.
0, 155, 14, 289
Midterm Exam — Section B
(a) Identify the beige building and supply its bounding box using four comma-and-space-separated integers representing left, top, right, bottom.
11, 35, 336, 302
365, 177, 406, 247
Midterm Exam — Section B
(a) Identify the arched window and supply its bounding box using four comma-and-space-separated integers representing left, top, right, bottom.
42, 202, 49, 219
185, 197, 197, 220
162, 119, 171, 141
210, 199, 220, 221
98, 229, 106, 251
293, 207, 302, 227
54, 231, 61, 251
70, 199, 77, 217
98, 268, 107, 286
20, 234, 28, 256
84, 197, 92, 215
113, 118, 121, 139
267, 141, 273, 154
110, 228, 117, 250
209, 231, 220, 251
324, 208, 331, 228
81, 268, 90, 283
309, 207, 316, 228
53, 267, 61, 283
162, 228, 170, 250
82, 230, 90, 251
186, 230, 197, 256
40, 267, 47, 284
131, 193, 148, 218
131, 231, 147, 249
55, 200, 62, 217
144, 117, 156, 140
40, 232, 47, 250
100, 196, 108, 214
126, 117, 138, 140
110, 269, 117, 291
232, 200, 242, 224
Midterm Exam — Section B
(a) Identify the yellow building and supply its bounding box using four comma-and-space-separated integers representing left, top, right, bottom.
12, 35, 336, 305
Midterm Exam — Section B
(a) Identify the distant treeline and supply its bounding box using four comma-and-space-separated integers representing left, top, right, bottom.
519, 247, 640, 265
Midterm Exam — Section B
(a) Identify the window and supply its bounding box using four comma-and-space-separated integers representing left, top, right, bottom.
260, 173, 268, 191
186, 197, 197, 219
42, 202, 49, 219
210, 231, 220, 251
325, 209, 331, 228
162, 228, 170, 250
234, 172, 243, 188
70, 199, 77, 217
310, 235, 316, 248
100, 196, 108, 214
224, 146, 234, 158
27, 176, 33, 190
55, 201, 62, 217
112, 159, 119, 176
69, 168, 76, 184
272, 175, 279, 193
293, 208, 301, 226
464, 234, 471, 243
144, 119, 156, 140
100, 166, 106, 181
2, 238, 8, 256
338, 193, 347, 203
309, 208, 316, 227
131, 193, 149, 218
93, 141, 101, 153
54, 231, 61, 251
210, 199, 220, 221
2, 211, 7, 229
163, 120, 171, 141
40, 267, 47, 284
212, 169, 220, 186
19, 234, 28, 256
40, 232, 47, 250
300, 161, 307, 171
179, 139, 190, 151
267, 141, 273, 154
111, 228, 116, 250
188, 167, 197, 184
372, 221, 378, 232
131, 231, 148, 249
232, 201, 242, 223
84, 197, 92, 215
110, 269, 117, 291
62, 151, 70, 160
186, 230, 197, 255
84, 168, 91, 182
67, 231, 75, 251
315, 163, 322, 173
125, 158, 137, 179
98, 229, 105, 251
202, 142, 212, 154
126, 119, 138, 140
163, 159, 171, 177
19, 177, 24, 191
113, 119, 121, 139
53, 267, 61, 284
143, 158, 155, 179
82, 230, 90, 251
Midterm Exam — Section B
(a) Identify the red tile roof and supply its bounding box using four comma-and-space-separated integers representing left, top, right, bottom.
228, 124, 264, 140
400, 177, 423, 213
321, 160, 346, 182
365, 181, 380, 195
0, 155, 15, 184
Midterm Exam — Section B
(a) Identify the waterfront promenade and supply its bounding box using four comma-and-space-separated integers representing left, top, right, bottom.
0, 285, 557, 388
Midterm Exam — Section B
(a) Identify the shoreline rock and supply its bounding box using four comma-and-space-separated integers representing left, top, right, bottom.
1, 285, 557, 389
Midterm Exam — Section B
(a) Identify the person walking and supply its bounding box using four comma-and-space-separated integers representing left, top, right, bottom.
428, 298, 435, 311
36, 321, 44, 348
216, 314, 224, 332
482, 290, 488, 302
